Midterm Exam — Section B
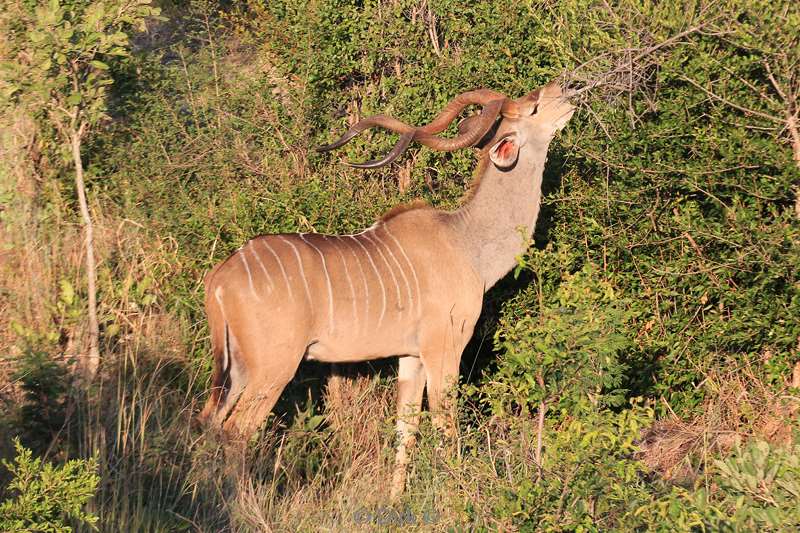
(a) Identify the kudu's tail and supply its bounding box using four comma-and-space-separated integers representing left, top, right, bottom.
198, 327, 229, 426
197, 275, 231, 427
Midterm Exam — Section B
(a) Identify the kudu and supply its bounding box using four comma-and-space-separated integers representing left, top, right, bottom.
198, 80, 575, 497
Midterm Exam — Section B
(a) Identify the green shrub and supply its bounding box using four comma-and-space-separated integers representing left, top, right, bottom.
484, 251, 634, 417
484, 405, 654, 532
7, 324, 71, 454
636, 439, 800, 532
534, 0, 800, 413
0, 439, 99, 533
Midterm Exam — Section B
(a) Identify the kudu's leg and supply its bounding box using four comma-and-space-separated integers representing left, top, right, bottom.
197, 322, 247, 428
211, 352, 247, 427
420, 317, 475, 440
423, 354, 461, 439
198, 303, 230, 423
390, 356, 426, 499
222, 340, 305, 440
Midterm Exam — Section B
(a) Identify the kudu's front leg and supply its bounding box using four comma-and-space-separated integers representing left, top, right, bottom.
420, 316, 474, 440
422, 352, 462, 440
389, 317, 474, 497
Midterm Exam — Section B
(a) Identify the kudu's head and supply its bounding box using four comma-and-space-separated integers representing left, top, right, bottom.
317, 80, 574, 170
480, 81, 575, 169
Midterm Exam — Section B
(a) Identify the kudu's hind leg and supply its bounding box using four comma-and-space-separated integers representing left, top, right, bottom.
390, 356, 426, 499
197, 325, 247, 428
197, 323, 247, 429
222, 341, 305, 440
211, 343, 247, 426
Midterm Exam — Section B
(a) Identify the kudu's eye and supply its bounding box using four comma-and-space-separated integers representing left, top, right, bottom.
529, 104, 540, 116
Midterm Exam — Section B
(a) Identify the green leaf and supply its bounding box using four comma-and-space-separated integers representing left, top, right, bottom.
105, 323, 120, 338
27, 31, 46, 44
58, 279, 74, 306
306, 415, 325, 430
89, 60, 109, 70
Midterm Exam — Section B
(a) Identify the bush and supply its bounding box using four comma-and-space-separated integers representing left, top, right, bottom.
533, 0, 800, 413
7, 324, 71, 454
484, 251, 634, 417
2, 0, 799, 529
483, 405, 655, 532
0, 439, 99, 533
637, 439, 800, 531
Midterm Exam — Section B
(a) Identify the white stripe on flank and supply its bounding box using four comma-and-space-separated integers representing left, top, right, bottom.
363, 233, 402, 315
350, 235, 386, 328
279, 236, 312, 307
239, 250, 259, 300
214, 286, 228, 372
249, 242, 274, 293
340, 236, 369, 334
261, 239, 294, 303
332, 238, 358, 330
373, 230, 412, 312
300, 234, 334, 334
348, 222, 380, 236
383, 226, 421, 316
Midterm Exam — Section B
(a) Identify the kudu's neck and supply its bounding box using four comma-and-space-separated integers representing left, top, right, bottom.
447, 143, 550, 291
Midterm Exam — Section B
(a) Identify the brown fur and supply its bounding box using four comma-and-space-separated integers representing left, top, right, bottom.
198, 290, 227, 424
379, 199, 432, 222
461, 148, 491, 203
199, 81, 574, 499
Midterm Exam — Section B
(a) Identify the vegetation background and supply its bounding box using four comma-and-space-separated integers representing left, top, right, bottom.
1, 0, 799, 531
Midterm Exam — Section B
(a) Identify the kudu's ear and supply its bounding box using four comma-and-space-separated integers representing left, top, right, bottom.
489, 133, 520, 169
553, 106, 576, 131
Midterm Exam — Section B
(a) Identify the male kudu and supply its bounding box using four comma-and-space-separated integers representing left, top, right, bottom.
199, 81, 575, 497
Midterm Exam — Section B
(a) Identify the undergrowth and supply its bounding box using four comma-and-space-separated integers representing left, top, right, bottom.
1, 0, 799, 531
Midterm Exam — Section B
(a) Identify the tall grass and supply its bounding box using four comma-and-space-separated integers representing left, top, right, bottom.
3, 0, 800, 530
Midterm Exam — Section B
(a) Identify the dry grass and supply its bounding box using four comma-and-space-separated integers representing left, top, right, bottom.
637, 360, 800, 482
0, 111, 86, 439
228, 373, 399, 532
0, 63, 437, 533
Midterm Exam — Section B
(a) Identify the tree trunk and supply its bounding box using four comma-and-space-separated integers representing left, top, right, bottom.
535, 373, 546, 480
787, 113, 800, 219
70, 129, 100, 379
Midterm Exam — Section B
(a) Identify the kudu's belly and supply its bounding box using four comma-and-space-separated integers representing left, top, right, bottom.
303, 321, 420, 363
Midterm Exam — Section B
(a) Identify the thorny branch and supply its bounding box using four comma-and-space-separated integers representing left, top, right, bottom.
560, 22, 721, 136
679, 76, 783, 124
561, 14, 800, 219
566, 23, 718, 101
763, 61, 800, 218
